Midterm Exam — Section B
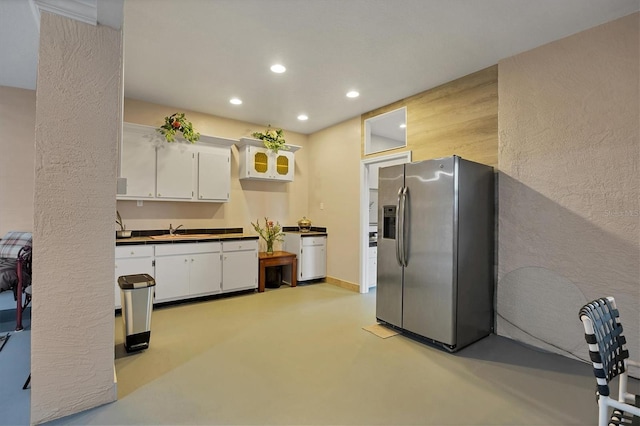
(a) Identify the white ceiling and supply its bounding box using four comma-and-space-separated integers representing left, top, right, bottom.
1, 0, 638, 135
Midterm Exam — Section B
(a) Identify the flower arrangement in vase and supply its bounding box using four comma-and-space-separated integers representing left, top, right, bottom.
251, 217, 284, 254
252, 125, 288, 153
158, 112, 200, 143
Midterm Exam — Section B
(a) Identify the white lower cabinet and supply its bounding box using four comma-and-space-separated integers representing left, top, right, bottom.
115, 240, 256, 308
115, 245, 154, 309
300, 239, 326, 281
283, 233, 327, 281
368, 247, 377, 288
221, 240, 258, 292
154, 253, 190, 302
154, 242, 222, 303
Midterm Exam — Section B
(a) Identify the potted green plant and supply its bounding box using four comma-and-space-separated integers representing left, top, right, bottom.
252, 125, 288, 153
158, 112, 200, 143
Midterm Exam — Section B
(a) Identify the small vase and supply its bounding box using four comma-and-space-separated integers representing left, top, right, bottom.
266, 240, 274, 255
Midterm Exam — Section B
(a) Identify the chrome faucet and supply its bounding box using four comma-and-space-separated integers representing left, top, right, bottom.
169, 224, 184, 236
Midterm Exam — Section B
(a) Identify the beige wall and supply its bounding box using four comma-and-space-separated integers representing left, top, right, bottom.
497, 13, 639, 368
120, 99, 310, 252
32, 13, 122, 423
307, 117, 362, 285
0, 86, 35, 235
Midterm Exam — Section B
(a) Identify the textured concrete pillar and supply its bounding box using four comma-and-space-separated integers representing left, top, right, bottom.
32, 12, 122, 424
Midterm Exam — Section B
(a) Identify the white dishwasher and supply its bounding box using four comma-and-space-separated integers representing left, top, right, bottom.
283, 233, 327, 281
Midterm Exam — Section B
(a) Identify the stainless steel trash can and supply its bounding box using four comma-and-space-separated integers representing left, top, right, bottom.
118, 273, 155, 352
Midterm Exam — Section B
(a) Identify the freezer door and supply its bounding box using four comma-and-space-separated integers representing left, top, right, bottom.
376, 164, 404, 328
402, 157, 456, 345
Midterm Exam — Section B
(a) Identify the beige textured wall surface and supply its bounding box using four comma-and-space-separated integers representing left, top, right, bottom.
120, 99, 310, 252
32, 13, 122, 424
307, 117, 362, 285
498, 13, 639, 367
0, 86, 35, 235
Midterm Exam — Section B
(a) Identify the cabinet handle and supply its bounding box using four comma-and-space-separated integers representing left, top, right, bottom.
158, 193, 162, 197
184, 259, 188, 263
130, 251, 135, 255
191, 258, 194, 262
148, 193, 152, 196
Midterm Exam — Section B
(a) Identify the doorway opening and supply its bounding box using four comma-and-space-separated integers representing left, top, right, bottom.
360, 151, 412, 293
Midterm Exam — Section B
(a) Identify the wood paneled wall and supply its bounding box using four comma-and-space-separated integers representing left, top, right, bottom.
362, 65, 498, 167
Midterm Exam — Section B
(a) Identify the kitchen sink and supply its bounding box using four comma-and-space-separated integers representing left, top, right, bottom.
149, 234, 217, 240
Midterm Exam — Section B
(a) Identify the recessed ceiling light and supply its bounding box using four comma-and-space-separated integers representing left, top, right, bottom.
399, 123, 406, 128
270, 64, 286, 73
297, 114, 308, 121
346, 90, 359, 98
229, 97, 242, 105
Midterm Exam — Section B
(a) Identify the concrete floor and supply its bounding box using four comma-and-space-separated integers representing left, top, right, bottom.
34, 282, 615, 425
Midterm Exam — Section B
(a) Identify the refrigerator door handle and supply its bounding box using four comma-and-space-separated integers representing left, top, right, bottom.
395, 187, 403, 267
401, 186, 409, 267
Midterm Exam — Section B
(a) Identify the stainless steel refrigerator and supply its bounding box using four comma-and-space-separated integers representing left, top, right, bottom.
376, 155, 494, 352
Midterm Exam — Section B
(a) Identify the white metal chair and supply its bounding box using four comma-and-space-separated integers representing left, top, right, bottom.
579, 297, 640, 426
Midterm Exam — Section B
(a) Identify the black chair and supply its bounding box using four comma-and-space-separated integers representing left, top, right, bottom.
579, 297, 639, 426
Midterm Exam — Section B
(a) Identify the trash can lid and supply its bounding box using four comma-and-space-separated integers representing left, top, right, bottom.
118, 273, 156, 289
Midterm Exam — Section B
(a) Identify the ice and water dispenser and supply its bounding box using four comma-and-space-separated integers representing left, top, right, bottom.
382, 205, 396, 239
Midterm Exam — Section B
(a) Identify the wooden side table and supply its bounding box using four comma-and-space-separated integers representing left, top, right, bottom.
258, 251, 297, 292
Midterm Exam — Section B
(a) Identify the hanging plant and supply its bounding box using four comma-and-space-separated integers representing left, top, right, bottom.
252, 125, 288, 152
158, 113, 200, 143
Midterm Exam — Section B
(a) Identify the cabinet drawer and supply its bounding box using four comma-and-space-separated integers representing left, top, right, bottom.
302, 236, 326, 246
115, 245, 154, 259
155, 242, 221, 256
222, 240, 258, 252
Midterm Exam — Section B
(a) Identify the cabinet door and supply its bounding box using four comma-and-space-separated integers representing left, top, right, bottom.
154, 255, 190, 302
273, 151, 294, 181
120, 127, 157, 199
156, 145, 194, 199
115, 257, 154, 309
222, 250, 257, 292
198, 151, 230, 201
189, 252, 221, 295
368, 251, 377, 288
300, 244, 326, 281
247, 147, 270, 179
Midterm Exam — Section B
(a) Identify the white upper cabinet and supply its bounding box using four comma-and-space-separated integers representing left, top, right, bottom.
237, 137, 301, 182
118, 122, 235, 202
156, 144, 194, 199
120, 123, 159, 198
198, 151, 230, 201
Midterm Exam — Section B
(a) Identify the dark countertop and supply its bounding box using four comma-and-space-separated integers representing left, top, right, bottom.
282, 226, 327, 237
116, 228, 259, 246
283, 231, 328, 237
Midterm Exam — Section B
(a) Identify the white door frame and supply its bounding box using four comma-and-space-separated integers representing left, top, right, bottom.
359, 151, 412, 293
